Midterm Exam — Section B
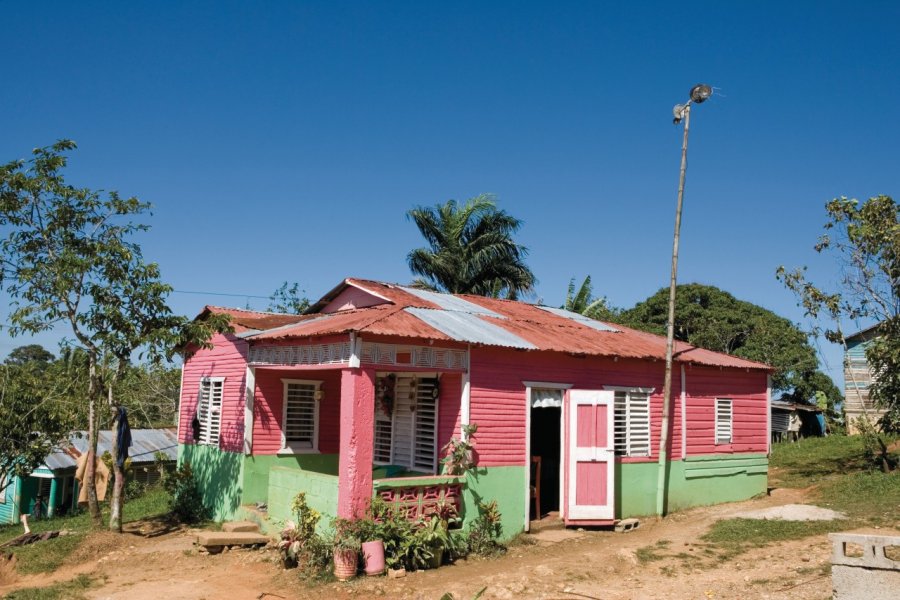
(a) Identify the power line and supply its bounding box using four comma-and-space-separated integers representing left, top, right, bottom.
171, 289, 270, 300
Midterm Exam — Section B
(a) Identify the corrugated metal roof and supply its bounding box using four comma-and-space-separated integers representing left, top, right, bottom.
405, 307, 536, 349
536, 306, 619, 332
198, 306, 307, 333
43, 428, 178, 472
399, 286, 503, 317
226, 278, 773, 371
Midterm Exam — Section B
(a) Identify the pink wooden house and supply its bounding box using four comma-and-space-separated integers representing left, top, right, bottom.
177, 278, 772, 536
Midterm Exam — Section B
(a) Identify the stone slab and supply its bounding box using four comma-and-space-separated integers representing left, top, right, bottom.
196, 531, 270, 547
832, 565, 900, 600
221, 521, 260, 533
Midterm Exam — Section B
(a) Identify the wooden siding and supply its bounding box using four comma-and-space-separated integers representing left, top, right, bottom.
179, 333, 249, 452
251, 368, 342, 455
469, 348, 766, 467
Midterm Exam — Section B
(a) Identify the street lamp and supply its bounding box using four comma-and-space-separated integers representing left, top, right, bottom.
656, 83, 713, 517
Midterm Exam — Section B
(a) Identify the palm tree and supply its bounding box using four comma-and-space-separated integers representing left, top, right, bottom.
565, 275, 618, 321
407, 195, 536, 299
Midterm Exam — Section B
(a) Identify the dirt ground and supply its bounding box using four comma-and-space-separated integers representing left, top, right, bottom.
1, 487, 895, 600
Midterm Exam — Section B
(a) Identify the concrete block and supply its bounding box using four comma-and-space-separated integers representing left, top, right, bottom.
196, 531, 270, 548
221, 521, 260, 533
830, 533, 900, 599
615, 518, 640, 533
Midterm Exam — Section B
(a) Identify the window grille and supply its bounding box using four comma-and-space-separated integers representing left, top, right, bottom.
614, 390, 650, 457
282, 381, 320, 450
198, 378, 224, 447
715, 398, 733, 444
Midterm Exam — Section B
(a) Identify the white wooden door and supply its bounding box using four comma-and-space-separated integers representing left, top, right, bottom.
567, 390, 615, 521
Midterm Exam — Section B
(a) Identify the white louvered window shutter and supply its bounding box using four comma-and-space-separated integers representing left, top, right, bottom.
198, 378, 224, 447
715, 399, 733, 444
282, 381, 320, 450
614, 390, 651, 457
376, 375, 439, 472
413, 378, 439, 472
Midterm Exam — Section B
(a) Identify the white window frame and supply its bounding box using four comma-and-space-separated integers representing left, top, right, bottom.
280, 379, 322, 454
198, 377, 225, 448
372, 373, 439, 473
604, 386, 654, 458
715, 398, 733, 445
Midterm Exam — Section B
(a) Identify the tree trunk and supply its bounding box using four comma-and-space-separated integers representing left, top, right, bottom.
85, 357, 102, 527
108, 377, 124, 532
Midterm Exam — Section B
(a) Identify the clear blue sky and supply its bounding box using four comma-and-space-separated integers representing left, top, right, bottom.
3, 1, 899, 389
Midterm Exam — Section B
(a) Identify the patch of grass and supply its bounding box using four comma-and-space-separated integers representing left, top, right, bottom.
701, 518, 845, 561
770, 435, 900, 488
3, 574, 95, 600
635, 539, 671, 564
816, 470, 900, 525
0, 486, 172, 575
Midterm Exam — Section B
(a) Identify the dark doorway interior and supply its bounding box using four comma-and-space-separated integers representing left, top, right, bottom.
530, 406, 561, 517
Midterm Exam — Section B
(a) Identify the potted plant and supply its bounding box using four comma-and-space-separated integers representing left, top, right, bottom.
331, 519, 361, 581
418, 516, 452, 569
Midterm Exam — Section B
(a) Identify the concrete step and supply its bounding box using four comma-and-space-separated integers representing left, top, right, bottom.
196, 531, 270, 550
221, 521, 260, 533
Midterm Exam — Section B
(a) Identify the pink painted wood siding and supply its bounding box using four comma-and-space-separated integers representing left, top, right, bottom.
178, 333, 249, 453
684, 365, 768, 455
437, 373, 462, 459
251, 368, 342, 454
469, 347, 766, 467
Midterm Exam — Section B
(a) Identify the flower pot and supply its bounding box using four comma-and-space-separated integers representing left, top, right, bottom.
362, 540, 385, 576
333, 548, 358, 581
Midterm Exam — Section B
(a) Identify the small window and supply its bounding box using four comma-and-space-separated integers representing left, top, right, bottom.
372, 375, 439, 472
282, 380, 321, 452
614, 390, 651, 457
715, 399, 733, 444
198, 378, 224, 447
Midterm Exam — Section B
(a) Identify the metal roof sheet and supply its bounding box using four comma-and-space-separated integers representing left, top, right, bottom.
399, 286, 503, 317
43, 428, 178, 472
228, 278, 772, 371
535, 306, 619, 332
198, 306, 307, 333
404, 307, 537, 349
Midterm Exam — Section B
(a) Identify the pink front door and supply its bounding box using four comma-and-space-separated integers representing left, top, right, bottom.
566, 390, 615, 521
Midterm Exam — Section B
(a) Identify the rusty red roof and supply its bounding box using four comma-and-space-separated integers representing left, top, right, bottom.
197, 305, 308, 333
240, 280, 772, 371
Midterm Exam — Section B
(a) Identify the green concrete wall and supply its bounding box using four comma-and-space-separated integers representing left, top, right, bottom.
266, 466, 339, 533
241, 454, 339, 506
462, 466, 527, 541
617, 454, 768, 518
178, 444, 245, 522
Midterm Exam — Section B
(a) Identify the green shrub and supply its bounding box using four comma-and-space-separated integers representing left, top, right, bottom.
163, 461, 209, 524
124, 479, 146, 501
466, 500, 504, 557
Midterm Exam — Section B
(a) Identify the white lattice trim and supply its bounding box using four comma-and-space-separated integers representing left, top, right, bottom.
249, 341, 467, 370
249, 342, 353, 366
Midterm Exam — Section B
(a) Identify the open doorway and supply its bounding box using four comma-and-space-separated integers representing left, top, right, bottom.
529, 388, 563, 521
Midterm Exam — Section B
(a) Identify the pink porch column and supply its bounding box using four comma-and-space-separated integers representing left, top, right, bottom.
337, 367, 375, 519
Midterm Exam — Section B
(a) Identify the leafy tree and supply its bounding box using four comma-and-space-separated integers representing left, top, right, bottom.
407, 195, 536, 299
0, 361, 73, 496
0, 141, 229, 531
268, 281, 310, 314
616, 284, 839, 409
563, 276, 619, 321
778, 195, 899, 432
4, 344, 55, 366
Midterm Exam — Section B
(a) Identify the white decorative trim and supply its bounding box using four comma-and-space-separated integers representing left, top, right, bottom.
176, 360, 186, 443
249, 340, 468, 371
244, 366, 256, 455
250, 342, 353, 366
461, 371, 471, 439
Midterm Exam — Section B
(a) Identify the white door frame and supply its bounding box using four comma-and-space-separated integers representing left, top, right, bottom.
523, 381, 572, 533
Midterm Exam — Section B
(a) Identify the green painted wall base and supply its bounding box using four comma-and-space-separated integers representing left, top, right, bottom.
617, 454, 768, 518
178, 444, 244, 522
462, 466, 526, 541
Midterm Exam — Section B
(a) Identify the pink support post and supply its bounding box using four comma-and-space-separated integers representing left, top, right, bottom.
337, 367, 375, 519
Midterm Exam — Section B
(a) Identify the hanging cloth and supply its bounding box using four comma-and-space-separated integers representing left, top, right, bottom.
116, 407, 132, 468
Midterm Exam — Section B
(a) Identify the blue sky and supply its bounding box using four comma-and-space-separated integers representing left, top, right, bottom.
2, 2, 899, 387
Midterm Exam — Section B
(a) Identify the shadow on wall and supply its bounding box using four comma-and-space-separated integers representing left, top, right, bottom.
180, 444, 244, 522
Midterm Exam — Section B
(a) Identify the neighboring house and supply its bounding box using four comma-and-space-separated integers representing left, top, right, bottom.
177, 278, 773, 538
844, 324, 887, 433
770, 400, 824, 442
0, 428, 178, 525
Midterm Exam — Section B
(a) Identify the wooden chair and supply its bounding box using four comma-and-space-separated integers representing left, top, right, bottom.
530, 456, 542, 519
